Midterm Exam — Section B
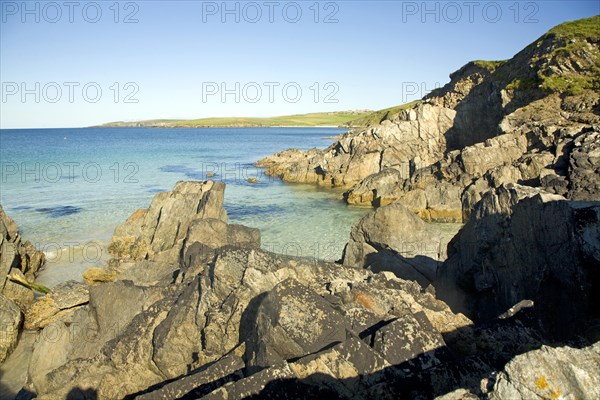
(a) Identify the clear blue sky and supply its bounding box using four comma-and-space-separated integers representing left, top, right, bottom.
1, 0, 598, 128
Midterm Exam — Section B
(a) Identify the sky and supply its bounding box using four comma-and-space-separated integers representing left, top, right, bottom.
0, 0, 598, 128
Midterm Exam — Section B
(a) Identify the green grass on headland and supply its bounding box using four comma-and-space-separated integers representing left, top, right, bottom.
344, 101, 421, 127
546, 15, 600, 41
472, 60, 508, 72
97, 111, 373, 128
537, 15, 600, 95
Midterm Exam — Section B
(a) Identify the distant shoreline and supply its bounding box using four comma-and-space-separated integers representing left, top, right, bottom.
94, 110, 373, 129
93, 125, 344, 128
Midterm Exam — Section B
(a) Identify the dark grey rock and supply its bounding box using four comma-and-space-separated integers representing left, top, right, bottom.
245, 278, 350, 369
202, 362, 296, 400
152, 277, 203, 378
137, 354, 244, 400
437, 184, 600, 338
287, 337, 391, 397
369, 312, 447, 371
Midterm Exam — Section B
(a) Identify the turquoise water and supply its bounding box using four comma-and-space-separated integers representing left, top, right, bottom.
0, 127, 368, 285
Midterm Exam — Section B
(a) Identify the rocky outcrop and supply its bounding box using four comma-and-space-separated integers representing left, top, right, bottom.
109, 180, 229, 265
259, 16, 600, 221
0, 293, 22, 364
21, 250, 472, 399
0, 205, 45, 304
342, 201, 450, 287
436, 184, 600, 339
257, 102, 456, 189
97, 180, 260, 286
0, 205, 46, 364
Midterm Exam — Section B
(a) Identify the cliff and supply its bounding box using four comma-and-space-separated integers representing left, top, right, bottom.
258, 16, 600, 222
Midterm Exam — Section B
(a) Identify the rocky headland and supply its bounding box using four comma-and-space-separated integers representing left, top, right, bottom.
0, 15, 599, 400
257, 16, 600, 223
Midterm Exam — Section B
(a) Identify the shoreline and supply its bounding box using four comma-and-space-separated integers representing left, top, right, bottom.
34, 240, 111, 289
91, 124, 348, 129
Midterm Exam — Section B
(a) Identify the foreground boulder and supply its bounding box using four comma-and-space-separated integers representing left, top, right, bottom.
24, 280, 88, 330
245, 278, 350, 370
436, 184, 600, 339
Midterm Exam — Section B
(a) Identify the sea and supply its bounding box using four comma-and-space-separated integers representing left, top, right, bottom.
0, 127, 369, 288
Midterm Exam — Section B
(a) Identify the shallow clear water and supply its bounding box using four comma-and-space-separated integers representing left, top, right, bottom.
0, 127, 369, 287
